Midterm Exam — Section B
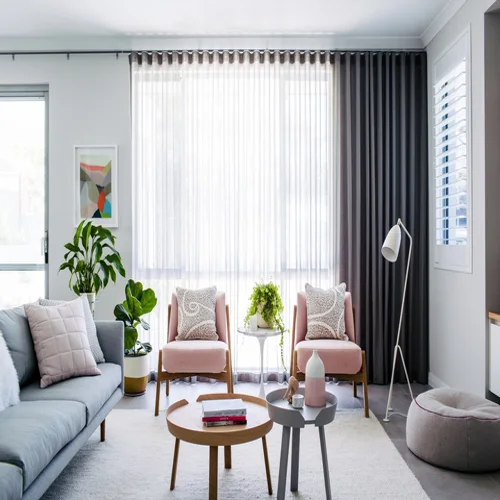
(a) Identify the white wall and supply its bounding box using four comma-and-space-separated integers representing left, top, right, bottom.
427, 0, 496, 395
0, 54, 132, 320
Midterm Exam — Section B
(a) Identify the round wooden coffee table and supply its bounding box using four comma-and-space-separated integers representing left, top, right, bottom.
167, 393, 273, 500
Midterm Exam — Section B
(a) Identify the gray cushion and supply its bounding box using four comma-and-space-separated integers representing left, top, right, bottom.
0, 400, 86, 489
0, 306, 38, 386
20, 362, 121, 424
407, 388, 500, 472
0, 462, 23, 500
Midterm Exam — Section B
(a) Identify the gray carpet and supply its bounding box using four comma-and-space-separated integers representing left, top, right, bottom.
42, 409, 429, 500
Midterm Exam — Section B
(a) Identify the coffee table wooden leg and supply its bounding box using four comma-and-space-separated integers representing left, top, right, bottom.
170, 438, 180, 491
224, 446, 232, 469
209, 446, 218, 500
277, 426, 291, 500
319, 426, 332, 500
262, 435, 272, 495
291, 427, 300, 491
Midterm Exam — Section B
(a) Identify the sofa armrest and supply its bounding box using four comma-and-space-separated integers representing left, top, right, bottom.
96, 321, 124, 390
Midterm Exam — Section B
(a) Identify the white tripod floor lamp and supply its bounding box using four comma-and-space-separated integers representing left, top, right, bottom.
381, 218, 414, 423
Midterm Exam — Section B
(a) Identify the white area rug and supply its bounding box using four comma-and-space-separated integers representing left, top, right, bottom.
42, 409, 429, 500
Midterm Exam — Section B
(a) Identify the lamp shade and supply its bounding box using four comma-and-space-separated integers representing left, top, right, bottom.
381, 224, 401, 262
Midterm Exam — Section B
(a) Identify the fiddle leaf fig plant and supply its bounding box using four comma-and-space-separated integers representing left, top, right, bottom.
59, 220, 126, 295
114, 279, 157, 357
244, 281, 288, 370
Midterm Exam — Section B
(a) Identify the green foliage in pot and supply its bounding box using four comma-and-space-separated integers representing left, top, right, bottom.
59, 220, 126, 295
114, 279, 157, 357
244, 281, 288, 370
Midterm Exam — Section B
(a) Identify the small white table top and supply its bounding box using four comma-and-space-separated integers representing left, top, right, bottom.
237, 327, 282, 339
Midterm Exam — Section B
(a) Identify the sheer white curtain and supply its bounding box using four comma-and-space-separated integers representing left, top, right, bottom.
131, 51, 340, 378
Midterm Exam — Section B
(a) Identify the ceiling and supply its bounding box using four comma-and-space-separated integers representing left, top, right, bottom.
0, 0, 450, 37
0, 0, 465, 51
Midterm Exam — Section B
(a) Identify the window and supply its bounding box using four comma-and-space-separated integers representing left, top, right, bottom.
432, 30, 471, 272
0, 88, 48, 308
131, 52, 340, 373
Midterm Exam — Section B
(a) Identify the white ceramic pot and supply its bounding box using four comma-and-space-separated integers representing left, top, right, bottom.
124, 353, 150, 396
81, 292, 96, 316
256, 313, 270, 328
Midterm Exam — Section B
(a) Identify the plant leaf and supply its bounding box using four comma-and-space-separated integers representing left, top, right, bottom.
124, 326, 138, 350
114, 304, 132, 324
73, 220, 85, 247
140, 289, 157, 315
64, 243, 80, 253
100, 262, 109, 288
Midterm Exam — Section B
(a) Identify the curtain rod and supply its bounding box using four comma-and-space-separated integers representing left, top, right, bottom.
0, 48, 425, 58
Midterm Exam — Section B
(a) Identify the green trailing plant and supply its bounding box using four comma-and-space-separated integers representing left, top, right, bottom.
114, 279, 157, 357
59, 220, 126, 295
244, 281, 288, 370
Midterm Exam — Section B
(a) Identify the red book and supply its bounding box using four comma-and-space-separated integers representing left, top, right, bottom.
205, 420, 247, 427
202, 415, 247, 423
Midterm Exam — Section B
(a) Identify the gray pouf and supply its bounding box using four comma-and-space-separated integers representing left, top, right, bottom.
406, 388, 500, 472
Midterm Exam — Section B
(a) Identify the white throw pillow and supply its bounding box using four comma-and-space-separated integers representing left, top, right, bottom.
24, 298, 101, 388
39, 296, 105, 363
176, 286, 218, 341
0, 330, 20, 412
305, 283, 348, 341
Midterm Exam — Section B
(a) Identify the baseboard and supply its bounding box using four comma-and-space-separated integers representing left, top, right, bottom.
428, 372, 449, 389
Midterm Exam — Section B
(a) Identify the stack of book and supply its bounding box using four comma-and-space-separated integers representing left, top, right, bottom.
201, 398, 247, 427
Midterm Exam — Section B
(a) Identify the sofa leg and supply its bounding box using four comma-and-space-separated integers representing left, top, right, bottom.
362, 351, 369, 418
100, 419, 106, 442
166, 379, 170, 397
353, 381, 357, 398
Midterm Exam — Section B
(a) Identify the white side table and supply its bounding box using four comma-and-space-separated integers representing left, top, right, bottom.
237, 327, 281, 399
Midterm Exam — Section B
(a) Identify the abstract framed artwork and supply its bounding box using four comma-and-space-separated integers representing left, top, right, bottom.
75, 145, 118, 227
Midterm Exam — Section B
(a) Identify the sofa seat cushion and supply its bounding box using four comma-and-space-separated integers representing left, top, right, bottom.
20, 363, 121, 424
296, 339, 362, 374
0, 400, 85, 489
0, 463, 23, 500
162, 340, 228, 374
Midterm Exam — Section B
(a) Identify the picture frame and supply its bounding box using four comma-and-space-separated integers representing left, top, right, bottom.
74, 145, 118, 228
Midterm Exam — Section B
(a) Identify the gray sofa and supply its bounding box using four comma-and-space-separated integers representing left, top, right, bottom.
0, 305, 124, 500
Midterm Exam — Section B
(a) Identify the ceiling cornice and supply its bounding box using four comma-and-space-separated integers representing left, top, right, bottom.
420, 0, 469, 47
0, 35, 424, 53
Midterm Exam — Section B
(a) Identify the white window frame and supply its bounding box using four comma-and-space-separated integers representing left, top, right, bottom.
431, 27, 472, 273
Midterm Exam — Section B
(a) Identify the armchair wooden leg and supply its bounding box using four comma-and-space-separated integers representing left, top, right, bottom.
166, 379, 170, 397
155, 350, 163, 417
100, 419, 106, 442
353, 381, 357, 398
362, 351, 369, 418
293, 350, 298, 378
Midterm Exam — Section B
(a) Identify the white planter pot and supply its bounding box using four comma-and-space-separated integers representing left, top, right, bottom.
256, 313, 270, 328
124, 354, 150, 396
81, 292, 96, 316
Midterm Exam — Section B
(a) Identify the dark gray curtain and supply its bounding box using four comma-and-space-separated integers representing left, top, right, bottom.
338, 52, 428, 384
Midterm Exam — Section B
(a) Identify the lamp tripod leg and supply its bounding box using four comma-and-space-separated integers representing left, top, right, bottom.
397, 345, 414, 401
383, 344, 398, 422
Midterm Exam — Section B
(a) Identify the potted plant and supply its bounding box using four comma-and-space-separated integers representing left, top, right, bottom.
114, 279, 157, 396
59, 220, 126, 313
244, 281, 287, 370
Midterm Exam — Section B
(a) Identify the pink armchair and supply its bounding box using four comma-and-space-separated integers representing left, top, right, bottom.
154, 291, 234, 416
290, 291, 369, 418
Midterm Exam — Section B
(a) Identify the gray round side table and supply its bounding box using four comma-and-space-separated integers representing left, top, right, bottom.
266, 387, 337, 500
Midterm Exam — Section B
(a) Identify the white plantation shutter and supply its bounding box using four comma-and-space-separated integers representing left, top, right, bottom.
433, 30, 471, 272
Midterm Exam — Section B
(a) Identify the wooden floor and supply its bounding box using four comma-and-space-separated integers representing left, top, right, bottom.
117, 379, 500, 500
